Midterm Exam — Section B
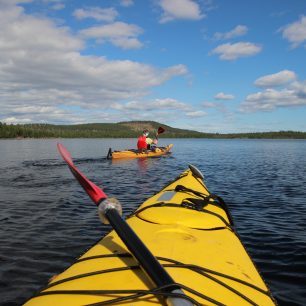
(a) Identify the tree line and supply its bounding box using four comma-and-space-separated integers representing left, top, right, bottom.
0, 122, 306, 139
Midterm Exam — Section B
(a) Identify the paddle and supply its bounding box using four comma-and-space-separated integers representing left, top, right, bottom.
57, 143, 192, 306
158, 126, 165, 134
156, 126, 165, 139
57, 143, 107, 204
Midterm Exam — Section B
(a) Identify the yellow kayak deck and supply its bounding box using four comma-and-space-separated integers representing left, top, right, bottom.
24, 168, 276, 306
110, 144, 173, 159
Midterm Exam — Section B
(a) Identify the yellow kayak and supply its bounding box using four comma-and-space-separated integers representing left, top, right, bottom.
24, 165, 276, 306
107, 144, 173, 159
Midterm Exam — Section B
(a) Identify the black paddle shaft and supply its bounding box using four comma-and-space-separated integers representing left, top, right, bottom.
105, 208, 179, 291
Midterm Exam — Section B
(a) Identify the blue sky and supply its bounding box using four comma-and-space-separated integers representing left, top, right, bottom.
0, 0, 306, 133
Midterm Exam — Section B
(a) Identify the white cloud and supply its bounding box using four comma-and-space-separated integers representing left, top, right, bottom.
186, 110, 207, 117
109, 98, 210, 122
112, 98, 191, 111
202, 101, 231, 115
240, 82, 306, 112
202, 101, 217, 108
242, 72, 306, 112
42, 0, 61, 3
211, 42, 262, 60
158, 0, 204, 23
1, 103, 86, 124
214, 92, 235, 100
42, 0, 65, 10
281, 15, 306, 48
254, 70, 297, 88
0, 7, 83, 52
120, 0, 134, 7
80, 22, 144, 49
111, 37, 142, 49
2, 117, 32, 124
0, 0, 32, 6
52, 3, 64, 10
0, 3, 188, 124
151, 98, 190, 110
290, 80, 306, 98
214, 25, 248, 40
73, 7, 118, 22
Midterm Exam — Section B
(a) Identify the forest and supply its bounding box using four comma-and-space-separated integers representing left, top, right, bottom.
1, 121, 306, 139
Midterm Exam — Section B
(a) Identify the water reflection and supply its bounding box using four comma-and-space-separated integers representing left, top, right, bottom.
137, 158, 149, 173
111, 156, 154, 173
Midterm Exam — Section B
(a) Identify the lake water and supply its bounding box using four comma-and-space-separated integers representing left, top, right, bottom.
0, 138, 305, 306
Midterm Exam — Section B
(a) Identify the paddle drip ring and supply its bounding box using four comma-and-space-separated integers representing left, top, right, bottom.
98, 198, 122, 224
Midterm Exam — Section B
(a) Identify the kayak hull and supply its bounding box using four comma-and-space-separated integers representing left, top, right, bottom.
109, 144, 173, 159
24, 167, 276, 306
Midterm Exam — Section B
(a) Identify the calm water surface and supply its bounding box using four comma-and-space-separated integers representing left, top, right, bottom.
0, 138, 305, 306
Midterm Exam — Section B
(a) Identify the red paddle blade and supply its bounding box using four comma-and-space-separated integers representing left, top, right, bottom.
57, 143, 107, 205
157, 127, 165, 135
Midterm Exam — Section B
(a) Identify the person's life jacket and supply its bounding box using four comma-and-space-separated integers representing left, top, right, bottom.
137, 135, 147, 149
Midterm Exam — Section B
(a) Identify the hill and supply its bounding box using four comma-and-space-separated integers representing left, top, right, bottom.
0, 121, 305, 139
0, 121, 206, 138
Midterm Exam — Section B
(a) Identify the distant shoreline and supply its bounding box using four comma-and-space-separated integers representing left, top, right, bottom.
1, 121, 306, 139
2, 136, 306, 140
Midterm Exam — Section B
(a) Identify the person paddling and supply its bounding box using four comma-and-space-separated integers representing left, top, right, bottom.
137, 127, 165, 152
144, 131, 158, 151
137, 129, 149, 152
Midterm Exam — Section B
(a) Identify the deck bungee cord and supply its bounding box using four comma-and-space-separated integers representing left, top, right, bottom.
134, 202, 233, 230
35, 252, 273, 306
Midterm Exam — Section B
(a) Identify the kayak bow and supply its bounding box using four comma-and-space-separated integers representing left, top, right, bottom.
24, 150, 276, 306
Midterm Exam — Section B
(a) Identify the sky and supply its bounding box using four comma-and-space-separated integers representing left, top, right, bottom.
0, 0, 306, 133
